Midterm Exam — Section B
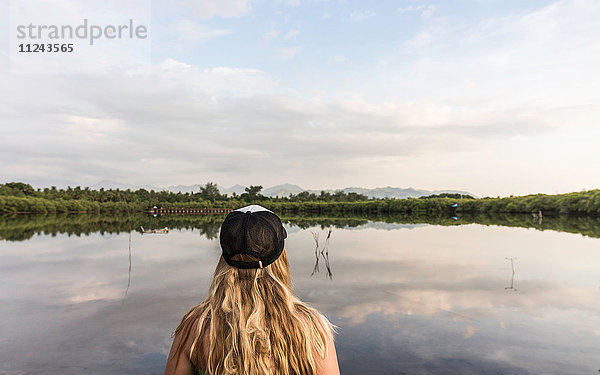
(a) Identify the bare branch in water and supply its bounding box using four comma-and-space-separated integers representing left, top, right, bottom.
504, 257, 517, 292
311, 231, 320, 276
311, 228, 333, 279
311, 231, 319, 253
322, 228, 332, 255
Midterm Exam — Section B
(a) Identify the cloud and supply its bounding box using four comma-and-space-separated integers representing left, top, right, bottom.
154, 58, 277, 95
277, 46, 302, 60
175, 0, 252, 18
274, 0, 301, 6
420, 4, 436, 19
2, 0, 600, 194
262, 29, 280, 45
463, 325, 478, 339
175, 20, 231, 44
350, 10, 376, 21
1, 50, 598, 189
397, 5, 425, 14
61, 116, 125, 142
327, 53, 348, 64
379, 0, 600, 109
284, 28, 299, 40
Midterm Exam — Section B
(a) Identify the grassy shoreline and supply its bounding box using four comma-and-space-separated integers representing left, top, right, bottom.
1, 190, 600, 215
2, 211, 600, 242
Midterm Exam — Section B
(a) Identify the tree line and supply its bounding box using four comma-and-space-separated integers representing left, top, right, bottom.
1, 182, 599, 215
0, 182, 368, 203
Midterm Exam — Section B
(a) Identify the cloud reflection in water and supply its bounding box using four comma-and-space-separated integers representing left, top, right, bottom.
1, 223, 600, 374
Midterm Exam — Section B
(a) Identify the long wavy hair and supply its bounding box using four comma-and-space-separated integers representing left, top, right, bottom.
173, 249, 334, 375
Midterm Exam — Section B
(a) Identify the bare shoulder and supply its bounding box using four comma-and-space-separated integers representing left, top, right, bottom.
316, 327, 340, 375
164, 313, 209, 375
305, 309, 340, 375
164, 317, 197, 375
186, 314, 210, 370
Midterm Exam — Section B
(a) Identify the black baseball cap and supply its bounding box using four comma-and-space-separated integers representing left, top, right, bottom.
219, 205, 287, 269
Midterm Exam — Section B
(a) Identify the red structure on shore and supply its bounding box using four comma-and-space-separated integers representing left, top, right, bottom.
147, 207, 233, 215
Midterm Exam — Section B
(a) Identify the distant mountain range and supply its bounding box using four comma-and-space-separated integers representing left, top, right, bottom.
90, 180, 475, 199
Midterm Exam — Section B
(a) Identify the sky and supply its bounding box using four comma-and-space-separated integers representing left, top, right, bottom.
0, 0, 599, 197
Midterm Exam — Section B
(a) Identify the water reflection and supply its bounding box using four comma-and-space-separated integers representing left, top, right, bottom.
122, 212, 134, 303
310, 228, 333, 279
122, 229, 133, 303
505, 257, 517, 292
3, 212, 600, 242
533, 209, 543, 225
1, 217, 600, 374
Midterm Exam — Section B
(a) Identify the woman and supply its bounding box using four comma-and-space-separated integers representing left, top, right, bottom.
164, 205, 340, 375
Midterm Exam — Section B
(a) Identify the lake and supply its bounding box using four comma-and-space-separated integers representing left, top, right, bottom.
1, 214, 599, 374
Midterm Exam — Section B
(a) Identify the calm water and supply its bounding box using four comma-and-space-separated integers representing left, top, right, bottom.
1, 215, 600, 374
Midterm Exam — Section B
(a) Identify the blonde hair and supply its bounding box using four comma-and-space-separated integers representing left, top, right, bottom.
173, 249, 334, 375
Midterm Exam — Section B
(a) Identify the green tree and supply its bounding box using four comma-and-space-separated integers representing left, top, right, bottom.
0, 182, 35, 196
240, 185, 264, 202
244, 185, 263, 197
200, 182, 222, 201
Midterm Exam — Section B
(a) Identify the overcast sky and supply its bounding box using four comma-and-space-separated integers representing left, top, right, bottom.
1, 0, 599, 197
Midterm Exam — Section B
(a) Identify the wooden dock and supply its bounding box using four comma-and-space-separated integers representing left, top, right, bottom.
147, 207, 233, 215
